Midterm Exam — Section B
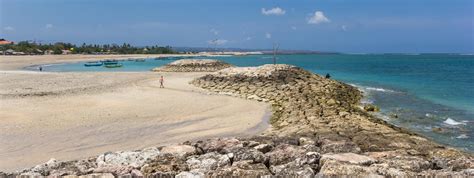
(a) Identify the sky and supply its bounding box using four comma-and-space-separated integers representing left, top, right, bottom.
1, 0, 473, 53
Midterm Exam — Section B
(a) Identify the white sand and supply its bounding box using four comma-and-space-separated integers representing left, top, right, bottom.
0, 55, 269, 171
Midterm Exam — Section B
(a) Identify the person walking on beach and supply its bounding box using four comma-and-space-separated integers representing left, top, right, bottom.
159, 76, 164, 88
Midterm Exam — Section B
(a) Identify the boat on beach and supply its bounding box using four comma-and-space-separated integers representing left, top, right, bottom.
102, 60, 119, 65
84, 61, 103, 67
104, 63, 123, 68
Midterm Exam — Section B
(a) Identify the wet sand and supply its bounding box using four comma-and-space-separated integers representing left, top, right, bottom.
0, 55, 269, 171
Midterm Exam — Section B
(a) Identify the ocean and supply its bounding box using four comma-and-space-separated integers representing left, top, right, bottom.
41, 54, 474, 152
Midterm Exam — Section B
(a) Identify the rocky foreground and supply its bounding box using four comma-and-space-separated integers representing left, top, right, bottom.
3, 63, 473, 177
152, 59, 233, 72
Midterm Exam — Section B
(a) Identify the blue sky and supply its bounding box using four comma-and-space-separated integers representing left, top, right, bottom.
1, 0, 473, 53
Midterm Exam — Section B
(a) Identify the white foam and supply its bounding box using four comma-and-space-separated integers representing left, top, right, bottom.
443, 118, 466, 126
350, 84, 398, 94
364, 87, 396, 93
40, 64, 57, 67
456, 134, 469, 139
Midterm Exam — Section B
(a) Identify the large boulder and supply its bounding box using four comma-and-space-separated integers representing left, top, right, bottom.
96, 147, 160, 168
186, 152, 231, 172
140, 153, 188, 176
208, 160, 271, 177
321, 153, 376, 166
160, 145, 196, 157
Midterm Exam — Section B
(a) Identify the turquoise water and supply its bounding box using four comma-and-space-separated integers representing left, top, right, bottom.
40, 54, 474, 152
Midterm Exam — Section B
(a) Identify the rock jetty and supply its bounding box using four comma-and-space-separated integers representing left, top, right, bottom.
190, 64, 473, 175
152, 59, 233, 72
4, 63, 473, 177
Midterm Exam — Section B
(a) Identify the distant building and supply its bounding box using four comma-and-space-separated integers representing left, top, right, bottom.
5, 49, 25, 55
44, 50, 54, 55
5, 49, 14, 55
0, 39, 14, 45
61, 50, 72, 55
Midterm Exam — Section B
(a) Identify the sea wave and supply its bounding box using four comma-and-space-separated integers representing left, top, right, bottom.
349, 84, 398, 93
443, 118, 466, 126
425, 113, 434, 118
456, 134, 469, 139
39, 64, 59, 67
364, 87, 397, 93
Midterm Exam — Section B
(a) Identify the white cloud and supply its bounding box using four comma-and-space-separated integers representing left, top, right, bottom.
3, 26, 14, 31
291, 26, 297, 30
265, 33, 272, 39
45, 24, 53, 29
261, 7, 286, 16
245, 37, 252, 41
308, 11, 330, 24
208, 39, 228, 45
210, 28, 219, 35
341, 25, 348, 31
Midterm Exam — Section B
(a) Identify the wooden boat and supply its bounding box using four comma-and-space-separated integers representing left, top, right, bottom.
104, 63, 123, 68
84, 61, 103, 67
103, 60, 118, 65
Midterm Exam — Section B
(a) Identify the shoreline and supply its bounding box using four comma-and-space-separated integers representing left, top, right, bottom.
0, 54, 227, 71
0, 55, 271, 171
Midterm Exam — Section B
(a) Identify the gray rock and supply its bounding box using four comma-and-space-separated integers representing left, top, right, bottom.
176, 171, 205, 178
321, 153, 376, 166
93, 166, 134, 175
186, 152, 231, 172
79, 173, 115, 178
96, 147, 160, 168
140, 153, 188, 175
160, 145, 196, 157
28, 158, 60, 175
265, 144, 306, 165
253, 144, 273, 153
299, 137, 316, 146
209, 160, 271, 177
319, 159, 382, 177
194, 138, 243, 154
233, 148, 267, 163
271, 163, 315, 177
320, 139, 361, 154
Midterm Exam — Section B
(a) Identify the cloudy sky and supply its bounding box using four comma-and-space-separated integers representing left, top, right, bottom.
1, 0, 473, 53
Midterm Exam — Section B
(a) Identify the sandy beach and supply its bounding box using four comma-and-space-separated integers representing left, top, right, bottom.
0, 55, 270, 171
